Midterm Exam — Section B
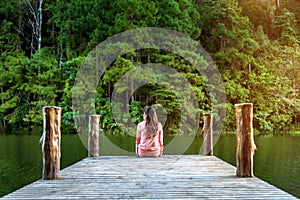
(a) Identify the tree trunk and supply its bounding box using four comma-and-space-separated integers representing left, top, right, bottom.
130, 55, 134, 102
108, 81, 111, 98
201, 113, 213, 156
17, 2, 23, 50
88, 115, 100, 157
131, 79, 134, 102
126, 76, 129, 105
0, 87, 6, 128
235, 103, 257, 177
23, 0, 43, 53
37, 0, 43, 51
40, 106, 61, 180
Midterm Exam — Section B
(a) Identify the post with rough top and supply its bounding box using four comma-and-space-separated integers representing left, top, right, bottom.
88, 115, 100, 157
235, 103, 257, 177
201, 113, 213, 156
40, 106, 61, 180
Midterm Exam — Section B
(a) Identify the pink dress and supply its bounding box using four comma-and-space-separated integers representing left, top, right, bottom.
136, 121, 163, 157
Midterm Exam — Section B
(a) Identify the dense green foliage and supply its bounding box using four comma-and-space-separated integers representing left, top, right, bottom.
0, 0, 299, 134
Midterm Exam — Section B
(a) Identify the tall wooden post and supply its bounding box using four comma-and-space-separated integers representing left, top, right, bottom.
235, 103, 257, 177
201, 113, 213, 156
88, 115, 100, 157
40, 106, 61, 180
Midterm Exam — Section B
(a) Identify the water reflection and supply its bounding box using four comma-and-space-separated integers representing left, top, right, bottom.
252, 135, 300, 198
0, 134, 87, 197
0, 134, 299, 198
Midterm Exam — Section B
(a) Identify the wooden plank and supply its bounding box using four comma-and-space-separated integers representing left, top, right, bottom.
1, 155, 297, 199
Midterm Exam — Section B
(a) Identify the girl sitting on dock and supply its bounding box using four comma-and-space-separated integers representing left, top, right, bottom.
136, 106, 163, 157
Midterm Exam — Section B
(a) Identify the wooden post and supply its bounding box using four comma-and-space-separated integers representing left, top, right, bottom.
88, 115, 100, 157
235, 103, 257, 177
201, 113, 213, 156
40, 106, 61, 180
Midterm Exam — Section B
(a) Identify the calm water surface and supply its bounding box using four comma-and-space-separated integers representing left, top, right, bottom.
0, 134, 87, 197
0, 134, 299, 198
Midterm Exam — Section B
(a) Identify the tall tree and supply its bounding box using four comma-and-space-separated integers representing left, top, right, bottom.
26, 0, 43, 52
0, 20, 28, 129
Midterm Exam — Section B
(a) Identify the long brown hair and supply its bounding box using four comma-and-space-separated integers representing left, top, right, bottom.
144, 106, 158, 137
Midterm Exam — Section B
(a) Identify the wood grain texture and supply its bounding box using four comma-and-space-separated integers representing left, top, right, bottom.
202, 113, 213, 156
2, 155, 296, 199
235, 103, 257, 177
88, 115, 100, 157
41, 106, 61, 180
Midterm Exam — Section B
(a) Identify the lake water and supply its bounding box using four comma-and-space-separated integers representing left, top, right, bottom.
0, 134, 299, 198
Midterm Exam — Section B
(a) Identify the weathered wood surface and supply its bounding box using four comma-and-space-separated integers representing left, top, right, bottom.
40, 106, 61, 180
235, 103, 257, 177
202, 113, 213, 156
88, 115, 100, 157
2, 155, 296, 199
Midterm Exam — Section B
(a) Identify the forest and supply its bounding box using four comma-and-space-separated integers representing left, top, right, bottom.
0, 0, 299, 135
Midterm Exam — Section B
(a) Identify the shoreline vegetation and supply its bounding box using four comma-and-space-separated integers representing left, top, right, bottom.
1, 1, 300, 135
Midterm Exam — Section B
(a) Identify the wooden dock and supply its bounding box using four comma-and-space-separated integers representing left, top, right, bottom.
1, 155, 296, 199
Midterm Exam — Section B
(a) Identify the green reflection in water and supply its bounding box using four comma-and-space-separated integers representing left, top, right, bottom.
0, 134, 87, 197
0, 134, 299, 198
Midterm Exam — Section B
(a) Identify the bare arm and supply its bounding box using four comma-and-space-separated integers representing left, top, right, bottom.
136, 124, 141, 156
158, 123, 163, 156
